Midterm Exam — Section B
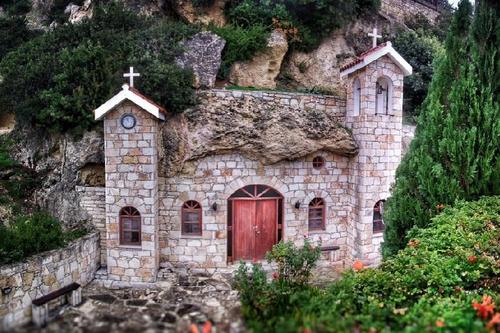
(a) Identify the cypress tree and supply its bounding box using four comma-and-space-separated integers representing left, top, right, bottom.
382, 0, 500, 256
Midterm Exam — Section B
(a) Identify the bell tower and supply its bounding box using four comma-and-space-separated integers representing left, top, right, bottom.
341, 39, 412, 265
94, 72, 166, 283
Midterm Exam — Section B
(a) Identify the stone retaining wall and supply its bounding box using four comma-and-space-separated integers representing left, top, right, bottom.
76, 186, 106, 263
381, 0, 442, 22
209, 89, 346, 121
0, 232, 100, 330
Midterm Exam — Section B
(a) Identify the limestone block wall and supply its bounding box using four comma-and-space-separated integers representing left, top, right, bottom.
76, 186, 106, 264
345, 55, 404, 265
381, 0, 442, 23
208, 89, 346, 121
159, 151, 353, 269
0, 232, 99, 330
103, 102, 159, 283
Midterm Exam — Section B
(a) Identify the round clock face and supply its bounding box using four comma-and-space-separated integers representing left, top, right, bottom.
121, 114, 136, 129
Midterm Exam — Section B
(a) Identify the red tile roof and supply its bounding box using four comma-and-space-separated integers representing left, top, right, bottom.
129, 86, 167, 116
340, 42, 389, 72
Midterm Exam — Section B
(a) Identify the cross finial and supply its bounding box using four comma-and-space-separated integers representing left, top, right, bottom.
368, 28, 382, 48
123, 66, 140, 87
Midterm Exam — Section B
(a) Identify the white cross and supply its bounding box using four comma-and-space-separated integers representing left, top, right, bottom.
123, 66, 140, 87
368, 28, 382, 48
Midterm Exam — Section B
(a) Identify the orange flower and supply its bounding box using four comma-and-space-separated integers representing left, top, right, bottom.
435, 320, 445, 327
191, 323, 200, 333
486, 313, 500, 331
408, 239, 420, 248
472, 295, 496, 319
202, 321, 213, 333
468, 255, 477, 264
353, 260, 364, 271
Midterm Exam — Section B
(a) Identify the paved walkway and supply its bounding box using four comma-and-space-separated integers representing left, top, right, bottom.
13, 271, 245, 333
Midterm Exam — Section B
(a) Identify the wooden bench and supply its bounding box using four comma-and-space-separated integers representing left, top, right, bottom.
32, 283, 82, 327
320, 245, 340, 262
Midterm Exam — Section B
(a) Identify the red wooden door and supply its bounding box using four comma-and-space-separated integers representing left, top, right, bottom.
255, 200, 277, 259
232, 199, 277, 260
233, 200, 256, 260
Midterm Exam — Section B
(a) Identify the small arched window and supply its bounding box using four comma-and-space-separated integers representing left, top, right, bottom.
308, 198, 325, 231
120, 206, 141, 246
182, 200, 202, 236
373, 200, 385, 233
312, 156, 325, 169
375, 77, 393, 115
353, 78, 361, 116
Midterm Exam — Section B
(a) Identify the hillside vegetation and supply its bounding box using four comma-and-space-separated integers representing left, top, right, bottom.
235, 196, 500, 332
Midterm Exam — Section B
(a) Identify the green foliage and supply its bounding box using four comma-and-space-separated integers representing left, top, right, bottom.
0, 3, 198, 135
265, 239, 321, 286
237, 196, 500, 332
0, 211, 87, 265
0, 16, 39, 59
210, 24, 269, 78
383, 0, 500, 256
393, 30, 444, 121
233, 238, 322, 330
214, 0, 380, 78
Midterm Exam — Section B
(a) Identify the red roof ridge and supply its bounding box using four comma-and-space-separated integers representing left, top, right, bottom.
128, 86, 167, 115
340, 42, 390, 72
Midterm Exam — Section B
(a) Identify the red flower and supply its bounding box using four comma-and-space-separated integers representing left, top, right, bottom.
468, 255, 477, 264
486, 313, 500, 331
353, 260, 364, 271
202, 321, 213, 333
472, 295, 496, 319
435, 320, 445, 328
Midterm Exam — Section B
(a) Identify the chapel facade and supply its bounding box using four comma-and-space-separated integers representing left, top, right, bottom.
93, 41, 412, 283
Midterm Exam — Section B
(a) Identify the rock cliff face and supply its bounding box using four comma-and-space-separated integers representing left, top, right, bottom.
160, 90, 358, 176
229, 30, 289, 89
10, 127, 104, 227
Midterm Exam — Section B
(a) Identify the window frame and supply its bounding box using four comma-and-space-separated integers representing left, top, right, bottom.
119, 206, 142, 246
373, 200, 385, 233
308, 198, 326, 231
181, 200, 203, 236
312, 156, 326, 169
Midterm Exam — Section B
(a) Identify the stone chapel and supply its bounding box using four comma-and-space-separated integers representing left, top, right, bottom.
93, 40, 412, 283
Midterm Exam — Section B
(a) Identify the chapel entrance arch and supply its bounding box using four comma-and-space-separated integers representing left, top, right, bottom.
227, 185, 283, 262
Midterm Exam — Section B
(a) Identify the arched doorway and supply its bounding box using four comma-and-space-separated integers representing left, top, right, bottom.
227, 185, 283, 262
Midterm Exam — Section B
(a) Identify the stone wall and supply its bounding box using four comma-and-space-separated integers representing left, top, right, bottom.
159, 151, 352, 269
381, 0, 442, 23
76, 186, 106, 263
0, 232, 100, 330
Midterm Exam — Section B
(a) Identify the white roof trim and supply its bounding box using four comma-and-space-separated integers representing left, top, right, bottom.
340, 42, 413, 78
94, 84, 165, 121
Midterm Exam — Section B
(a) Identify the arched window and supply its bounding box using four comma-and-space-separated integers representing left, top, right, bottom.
353, 78, 361, 116
308, 198, 325, 231
119, 207, 141, 246
312, 156, 325, 169
375, 77, 393, 115
373, 200, 385, 233
182, 200, 202, 236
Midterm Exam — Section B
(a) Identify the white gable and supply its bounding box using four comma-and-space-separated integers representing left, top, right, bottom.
94, 84, 166, 121
340, 41, 413, 78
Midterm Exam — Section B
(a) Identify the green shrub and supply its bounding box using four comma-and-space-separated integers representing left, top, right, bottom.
0, 211, 88, 265
236, 196, 500, 332
0, 16, 39, 59
0, 3, 199, 135
210, 24, 270, 78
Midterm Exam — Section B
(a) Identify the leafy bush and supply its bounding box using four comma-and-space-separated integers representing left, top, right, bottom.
210, 24, 270, 78
0, 211, 87, 265
236, 196, 500, 332
0, 16, 39, 59
0, 3, 198, 135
